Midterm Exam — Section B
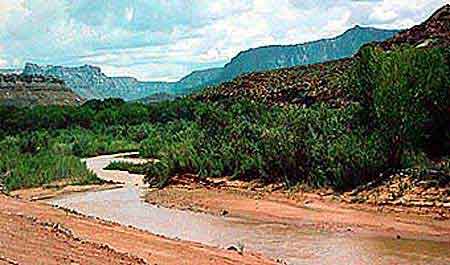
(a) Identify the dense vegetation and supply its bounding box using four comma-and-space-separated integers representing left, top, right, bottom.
138, 46, 448, 189
0, 138, 100, 191
1, 46, 449, 191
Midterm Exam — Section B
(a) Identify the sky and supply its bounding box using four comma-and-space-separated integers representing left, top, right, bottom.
0, 0, 448, 81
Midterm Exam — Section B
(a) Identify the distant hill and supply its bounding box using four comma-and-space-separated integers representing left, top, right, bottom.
0, 69, 21, 74
0, 74, 83, 107
195, 5, 450, 107
133, 92, 179, 104
21, 26, 397, 101
177, 26, 397, 94
219, 26, 398, 82
22, 64, 178, 101
175, 67, 224, 94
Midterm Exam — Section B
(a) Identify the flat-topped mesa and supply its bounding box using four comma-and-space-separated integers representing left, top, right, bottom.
0, 73, 67, 91
0, 73, 83, 107
22, 62, 178, 100
23, 63, 102, 75
380, 4, 450, 49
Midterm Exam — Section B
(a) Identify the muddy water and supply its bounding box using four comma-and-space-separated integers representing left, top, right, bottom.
49, 154, 450, 265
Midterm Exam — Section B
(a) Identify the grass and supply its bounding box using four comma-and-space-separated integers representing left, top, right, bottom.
104, 161, 152, 175
1, 149, 102, 191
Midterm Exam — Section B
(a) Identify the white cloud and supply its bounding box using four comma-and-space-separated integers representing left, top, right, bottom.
0, 0, 448, 80
369, 8, 398, 23
358, 0, 448, 29
0, 58, 7, 68
125, 7, 134, 22
0, 0, 25, 12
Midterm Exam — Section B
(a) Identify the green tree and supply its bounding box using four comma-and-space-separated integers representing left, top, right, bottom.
353, 46, 450, 166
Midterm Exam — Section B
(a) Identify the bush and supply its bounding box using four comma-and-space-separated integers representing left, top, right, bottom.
104, 161, 153, 175
350, 45, 450, 167
140, 45, 450, 190
0, 137, 100, 191
138, 101, 389, 189
306, 130, 389, 188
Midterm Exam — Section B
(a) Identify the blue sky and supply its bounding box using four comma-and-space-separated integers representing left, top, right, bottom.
0, 0, 447, 81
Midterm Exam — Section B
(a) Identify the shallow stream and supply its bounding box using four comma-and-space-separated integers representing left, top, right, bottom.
49, 154, 450, 265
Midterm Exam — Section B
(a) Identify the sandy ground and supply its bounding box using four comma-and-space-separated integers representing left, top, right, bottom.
0, 153, 276, 265
10, 183, 123, 201
145, 176, 450, 242
0, 195, 275, 265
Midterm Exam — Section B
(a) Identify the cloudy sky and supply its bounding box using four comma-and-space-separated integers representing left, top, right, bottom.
0, 0, 447, 81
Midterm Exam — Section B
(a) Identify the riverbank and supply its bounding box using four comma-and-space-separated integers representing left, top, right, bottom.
145, 174, 450, 241
4, 153, 450, 264
10, 182, 123, 201
0, 153, 276, 265
0, 195, 275, 265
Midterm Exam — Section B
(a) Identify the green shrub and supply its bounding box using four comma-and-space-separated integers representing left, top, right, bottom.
104, 161, 153, 175
351, 45, 450, 167
0, 137, 100, 191
139, 101, 390, 189
68, 128, 138, 157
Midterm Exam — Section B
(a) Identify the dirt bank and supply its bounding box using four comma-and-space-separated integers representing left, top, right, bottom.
1, 153, 276, 265
10, 182, 123, 201
145, 176, 450, 242
0, 195, 275, 265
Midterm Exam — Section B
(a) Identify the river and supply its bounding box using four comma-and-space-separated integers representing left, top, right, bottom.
48, 153, 450, 265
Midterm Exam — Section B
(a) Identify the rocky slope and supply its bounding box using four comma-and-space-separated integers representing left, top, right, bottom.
22, 26, 397, 101
0, 74, 83, 107
342, 167, 450, 212
195, 58, 354, 107
379, 4, 450, 50
195, 5, 450, 106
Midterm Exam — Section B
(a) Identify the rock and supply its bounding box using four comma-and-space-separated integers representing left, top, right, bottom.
227, 243, 245, 255
0, 73, 83, 107
220, 209, 229, 216
304, 200, 313, 205
396, 235, 401, 240
417, 180, 440, 188
410, 201, 434, 207
433, 213, 448, 220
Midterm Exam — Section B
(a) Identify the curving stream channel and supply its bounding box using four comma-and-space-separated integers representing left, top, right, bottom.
48, 153, 450, 265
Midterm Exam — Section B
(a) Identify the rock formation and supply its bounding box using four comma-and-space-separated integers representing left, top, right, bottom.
0, 74, 83, 107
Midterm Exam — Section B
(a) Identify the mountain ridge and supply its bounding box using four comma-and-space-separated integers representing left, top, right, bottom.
379, 4, 450, 49
195, 5, 450, 107
22, 26, 399, 101
220, 25, 398, 82
225, 25, 396, 60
